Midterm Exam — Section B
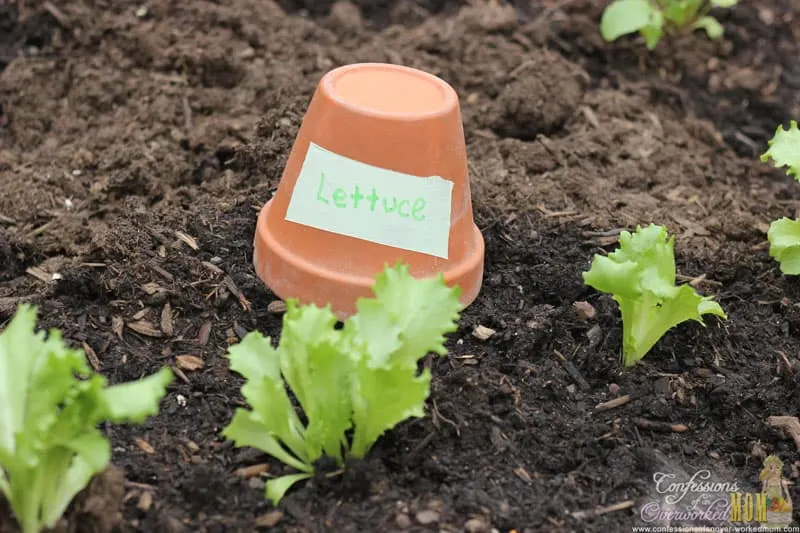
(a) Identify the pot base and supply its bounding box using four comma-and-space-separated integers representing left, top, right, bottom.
253, 199, 485, 320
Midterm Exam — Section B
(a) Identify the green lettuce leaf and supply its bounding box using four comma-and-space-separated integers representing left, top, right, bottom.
710, 0, 738, 7
0, 304, 172, 533
641, 14, 664, 49
762, 120, 800, 180
39, 432, 110, 527
266, 472, 313, 506
220, 331, 311, 472
221, 262, 464, 505
221, 316, 350, 508
692, 16, 724, 39
362, 263, 462, 362
0, 305, 56, 465
99, 368, 174, 423
600, 0, 659, 42
583, 224, 726, 366
768, 217, 800, 275
662, 1, 694, 27
346, 264, 462, 458
278, 302, 352, 464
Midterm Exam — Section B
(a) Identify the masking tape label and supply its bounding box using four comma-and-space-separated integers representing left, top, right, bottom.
285, 142, 454, 259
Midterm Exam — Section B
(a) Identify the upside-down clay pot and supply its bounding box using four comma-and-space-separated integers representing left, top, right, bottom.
253, 63, 485, 319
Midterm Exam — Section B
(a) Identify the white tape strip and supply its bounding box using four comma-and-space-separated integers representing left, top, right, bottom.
285, 142, 454, 259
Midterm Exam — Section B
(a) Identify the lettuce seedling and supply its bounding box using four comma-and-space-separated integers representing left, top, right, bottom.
762, 120, 800, 180
767, 218, 800, 275
221, 262, 463, 505
0, 304, 173, 533
582, 224, 726, 366
600, 0, 738, 50
762, 121, 800, 274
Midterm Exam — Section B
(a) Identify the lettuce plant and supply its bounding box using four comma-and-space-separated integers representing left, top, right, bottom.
221, 262, 463, 505
0, 304, 173, 533
600, 0, 738, 50
767, 218, 800, 275
762, 121, 800, 274
762, 120, 800, 179
582, 224, 726, 366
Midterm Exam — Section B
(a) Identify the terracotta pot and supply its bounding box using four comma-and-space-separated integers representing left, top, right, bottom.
253, 62, 484, 319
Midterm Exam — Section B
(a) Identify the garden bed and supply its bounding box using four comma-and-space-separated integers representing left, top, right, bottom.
1, 0, 800, 532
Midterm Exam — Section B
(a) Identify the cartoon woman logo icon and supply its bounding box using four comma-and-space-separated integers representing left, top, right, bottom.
760, 455, 793, 527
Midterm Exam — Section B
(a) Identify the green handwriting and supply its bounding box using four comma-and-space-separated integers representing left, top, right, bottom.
315, 172, 426, 221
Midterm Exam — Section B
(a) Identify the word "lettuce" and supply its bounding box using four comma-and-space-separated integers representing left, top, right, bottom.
221, 262, 463, 505
582, 224, 726, 366
0, 305, 173, 533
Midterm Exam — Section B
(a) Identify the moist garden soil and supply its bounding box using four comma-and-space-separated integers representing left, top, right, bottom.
2, 0, 800, 532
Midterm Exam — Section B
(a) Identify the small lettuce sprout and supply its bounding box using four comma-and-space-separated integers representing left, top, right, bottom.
221, 262, 463, 506
582, 224, 726, 366
761, 120, 800, 180
0, 304, 173, 533
767, 218, 800, 275
600, 0, 738, 50
761, 120, 800, 274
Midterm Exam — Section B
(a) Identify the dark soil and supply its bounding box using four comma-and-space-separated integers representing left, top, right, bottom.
2, 1, 800, 532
